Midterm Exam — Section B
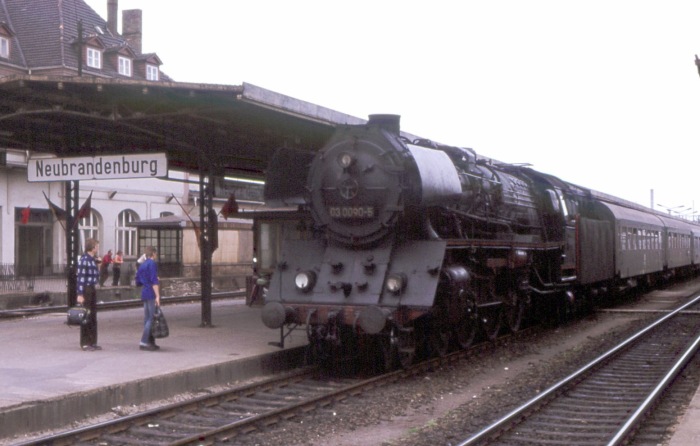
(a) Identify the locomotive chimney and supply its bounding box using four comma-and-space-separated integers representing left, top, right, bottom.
368, 114, 401, 135
107, 0, 118, 34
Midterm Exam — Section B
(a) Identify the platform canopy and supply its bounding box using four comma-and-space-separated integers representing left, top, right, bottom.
0, 76, 367, 178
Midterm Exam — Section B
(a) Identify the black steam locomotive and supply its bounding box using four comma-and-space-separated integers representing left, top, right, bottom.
257, 114, 700, 369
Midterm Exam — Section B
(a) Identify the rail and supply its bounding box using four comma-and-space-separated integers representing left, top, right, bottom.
15, 319, 533, 445
457, 293, 700, 446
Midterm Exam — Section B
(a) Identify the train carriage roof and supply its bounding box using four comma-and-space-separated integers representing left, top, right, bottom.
599, 202, 664, 228
600, 201, 700, 234
655, 214, 698, 234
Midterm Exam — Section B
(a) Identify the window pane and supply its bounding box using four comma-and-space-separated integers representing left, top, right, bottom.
0, 37, 8, 58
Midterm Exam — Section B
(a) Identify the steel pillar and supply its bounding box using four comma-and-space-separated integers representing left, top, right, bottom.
65, 181, 80, 306
199, 168, 215, 327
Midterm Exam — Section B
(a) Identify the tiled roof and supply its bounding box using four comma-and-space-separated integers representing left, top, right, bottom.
0, 0, 168, 80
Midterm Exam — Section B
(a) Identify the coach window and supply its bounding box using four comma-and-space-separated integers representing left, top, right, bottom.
620, 227, 627, 251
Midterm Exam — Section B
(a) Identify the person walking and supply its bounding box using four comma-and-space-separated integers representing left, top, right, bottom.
77, 238, 101, 351
99, 249, 113, 287
111, 250, 123, 286
135, 246, 161, 351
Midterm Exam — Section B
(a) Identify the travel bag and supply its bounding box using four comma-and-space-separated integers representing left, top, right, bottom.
151, 306, 169, 338
67, 306, 89, 326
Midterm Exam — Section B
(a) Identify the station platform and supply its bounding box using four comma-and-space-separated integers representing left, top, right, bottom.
3, 296, 700, 445
668, 383, 700, 445
0, 298, 307, 443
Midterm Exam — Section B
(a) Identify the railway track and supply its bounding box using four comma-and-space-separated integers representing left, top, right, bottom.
458, 294, 700, 446
17, 366, 342, 445
17, 321, 530, 445
18, 361, 433, 445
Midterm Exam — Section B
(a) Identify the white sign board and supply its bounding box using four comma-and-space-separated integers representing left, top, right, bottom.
28, 153, 168, 182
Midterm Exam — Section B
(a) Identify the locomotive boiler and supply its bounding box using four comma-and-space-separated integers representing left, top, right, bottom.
257, 114, 700, 369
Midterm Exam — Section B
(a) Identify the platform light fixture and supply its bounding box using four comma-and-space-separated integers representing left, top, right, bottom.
224, 176, 265, 185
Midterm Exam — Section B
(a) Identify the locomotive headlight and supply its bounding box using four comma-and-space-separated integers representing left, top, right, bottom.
338, 152, 355, 169
386, 273, 407, 294
294, 271, 317, 292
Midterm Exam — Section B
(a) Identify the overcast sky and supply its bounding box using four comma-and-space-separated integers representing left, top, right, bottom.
85, 0, 700, 216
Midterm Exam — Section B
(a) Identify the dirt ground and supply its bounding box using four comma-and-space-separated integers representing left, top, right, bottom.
7, 279, 699, 446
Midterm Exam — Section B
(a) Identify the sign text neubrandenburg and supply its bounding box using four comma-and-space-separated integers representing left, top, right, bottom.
28, 153, 168, 182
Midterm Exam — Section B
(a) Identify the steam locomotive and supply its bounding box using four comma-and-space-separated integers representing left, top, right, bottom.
257, 114, 700, 369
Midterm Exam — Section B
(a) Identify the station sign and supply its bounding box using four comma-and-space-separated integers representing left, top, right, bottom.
27, 153, 168, 182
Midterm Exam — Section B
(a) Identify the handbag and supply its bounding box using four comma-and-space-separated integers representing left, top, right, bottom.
67, 306, 89, 326
151, 306, 169, 338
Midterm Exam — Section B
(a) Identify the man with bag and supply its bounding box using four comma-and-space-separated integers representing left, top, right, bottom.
77, 238, 101, 351
135, 246, 161, 351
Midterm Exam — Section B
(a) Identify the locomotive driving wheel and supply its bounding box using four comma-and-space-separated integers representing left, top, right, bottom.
481, 280, 503, 340
397, 326, 416, 369
481, 306, 502, 341
454, 300, 478, 349
379, 327, 399, 372
430, 321, 451, 357
503, 288, 526, 333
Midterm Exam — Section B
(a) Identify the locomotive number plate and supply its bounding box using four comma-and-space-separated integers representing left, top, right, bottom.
328, 206, 375, 219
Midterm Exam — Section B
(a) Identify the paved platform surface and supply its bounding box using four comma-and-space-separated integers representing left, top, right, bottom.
668, 386, 700, 445
0, 299, 307, 442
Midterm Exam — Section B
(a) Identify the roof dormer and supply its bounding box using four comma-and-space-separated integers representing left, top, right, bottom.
0, 22, 15, 60
105, 45, 137, 77
74, 35, 107, 69
134, 53, 163, 81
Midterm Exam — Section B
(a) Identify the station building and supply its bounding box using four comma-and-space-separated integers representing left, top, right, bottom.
0, 0, 256, 292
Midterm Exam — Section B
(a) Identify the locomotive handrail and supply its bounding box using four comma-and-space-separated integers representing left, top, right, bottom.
446, 239, 564, 250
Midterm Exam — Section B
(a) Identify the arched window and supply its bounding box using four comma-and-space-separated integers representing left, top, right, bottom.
79, 210, 101, 251
116, 210, 139, 257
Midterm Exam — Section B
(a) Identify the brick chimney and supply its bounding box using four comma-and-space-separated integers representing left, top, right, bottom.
122, 9, 142, 54
107, 0, 118, 34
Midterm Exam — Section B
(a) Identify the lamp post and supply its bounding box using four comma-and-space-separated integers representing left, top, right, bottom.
656, 204, 689, 215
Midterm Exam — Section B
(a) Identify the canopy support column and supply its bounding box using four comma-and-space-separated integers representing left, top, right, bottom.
65, 180, 80, 307
199, 168, 216, 327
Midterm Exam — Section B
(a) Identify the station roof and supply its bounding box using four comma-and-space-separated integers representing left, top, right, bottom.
0, 76, 366, 179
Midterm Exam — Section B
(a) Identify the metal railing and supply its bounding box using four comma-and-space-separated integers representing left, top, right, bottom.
0, 262, 253, 294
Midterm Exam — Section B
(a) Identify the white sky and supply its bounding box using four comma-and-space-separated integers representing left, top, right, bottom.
85, 0, 700, 215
